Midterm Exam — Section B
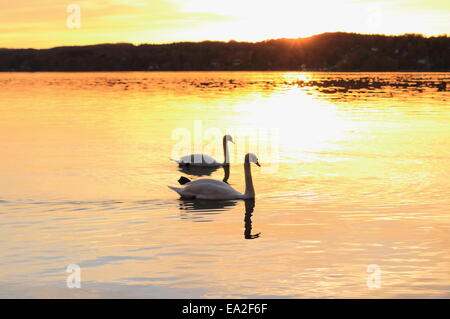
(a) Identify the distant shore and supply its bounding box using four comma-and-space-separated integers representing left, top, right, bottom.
1, 32, 449, 72
1, 70, 449, 73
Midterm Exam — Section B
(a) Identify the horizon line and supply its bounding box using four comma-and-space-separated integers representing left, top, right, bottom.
2, 31, 449, 51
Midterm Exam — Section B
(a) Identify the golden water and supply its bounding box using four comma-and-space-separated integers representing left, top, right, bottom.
0, 72, 449, 298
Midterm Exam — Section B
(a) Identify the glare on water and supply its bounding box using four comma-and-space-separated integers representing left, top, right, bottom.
0, 72, 449, 298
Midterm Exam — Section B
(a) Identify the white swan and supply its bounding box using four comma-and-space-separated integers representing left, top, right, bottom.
168, 153, 260, 200
172, 135, 234, 167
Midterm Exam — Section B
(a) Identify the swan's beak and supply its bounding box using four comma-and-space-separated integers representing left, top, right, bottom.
255, 162, 261, 167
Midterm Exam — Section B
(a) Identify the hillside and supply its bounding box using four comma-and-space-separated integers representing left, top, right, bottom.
0, 32, 449, 72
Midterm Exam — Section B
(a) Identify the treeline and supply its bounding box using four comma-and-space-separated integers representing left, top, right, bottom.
0, 32, 449, 72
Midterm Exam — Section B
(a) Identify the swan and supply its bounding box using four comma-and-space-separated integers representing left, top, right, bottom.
168, 153, 260, 200
171, 135, 234, 167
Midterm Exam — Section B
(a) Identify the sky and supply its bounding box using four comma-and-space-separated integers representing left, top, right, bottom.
0, 0, 449, 48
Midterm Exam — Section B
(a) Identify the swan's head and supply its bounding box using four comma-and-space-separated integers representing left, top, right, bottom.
224, 135, 234, 144
246, 153, 261, 167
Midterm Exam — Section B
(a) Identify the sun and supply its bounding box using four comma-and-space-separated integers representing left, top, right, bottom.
230, 81, 352, 163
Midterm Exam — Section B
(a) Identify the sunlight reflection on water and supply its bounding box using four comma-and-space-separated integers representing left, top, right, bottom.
0, 72, 449, 298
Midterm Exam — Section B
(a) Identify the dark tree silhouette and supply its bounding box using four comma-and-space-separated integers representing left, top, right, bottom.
0, 32, 448, 72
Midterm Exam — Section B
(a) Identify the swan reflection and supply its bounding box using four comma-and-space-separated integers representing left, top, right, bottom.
244, 199, 261, 240
178, 164, 230, 183
178, 198, 261, 239
178, 199, 238, 222
177, 165, 219, 177
179, 199, 238, 211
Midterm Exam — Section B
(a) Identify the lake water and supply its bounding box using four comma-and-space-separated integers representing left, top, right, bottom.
0, 72, 449, 298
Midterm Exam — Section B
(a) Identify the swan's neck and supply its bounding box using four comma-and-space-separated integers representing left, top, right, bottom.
244, 162, 255, 198
223, 138, 230, 164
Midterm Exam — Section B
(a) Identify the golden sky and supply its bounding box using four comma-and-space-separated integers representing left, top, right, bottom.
1, 0, 449, 48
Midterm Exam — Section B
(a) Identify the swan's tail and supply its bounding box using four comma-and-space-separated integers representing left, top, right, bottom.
170, 158, 180, 164
168, 186, 183, 196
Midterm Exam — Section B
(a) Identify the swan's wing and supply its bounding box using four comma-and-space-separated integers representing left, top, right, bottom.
199, 154, 219, 164
186, 178, 227, 186
182, 181, 242, 200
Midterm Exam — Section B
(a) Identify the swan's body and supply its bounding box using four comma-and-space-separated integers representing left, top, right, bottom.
169, 180, 242, 200
172, 135, 234, 167
169, 153, 259, 200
